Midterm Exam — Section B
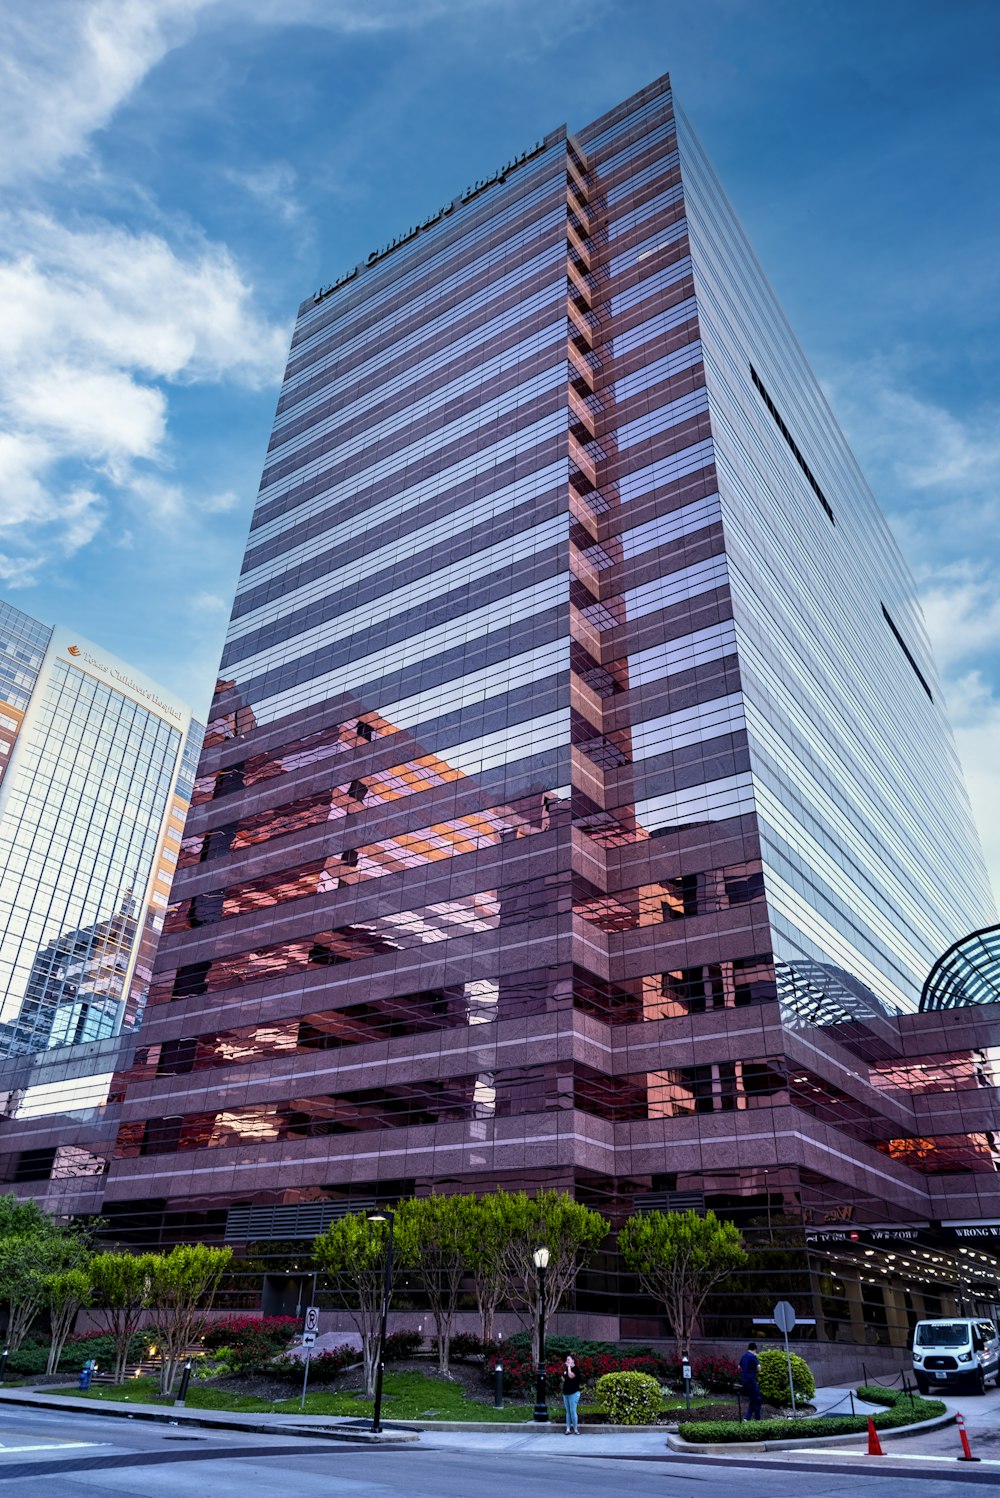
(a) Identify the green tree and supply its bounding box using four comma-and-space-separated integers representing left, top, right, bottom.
0, 1236, 49, 1354
0, 1201, 89, 1355
395, 1194, 477, 1375
464, 1193, 513, 1348
0, 1194, 50, 1240
313, 1214, 390, 1395
618, 1208, 748, 1356
146, 1244, 233, 1395
44, 1266, 92, 1375
89, 1252, 158, 1383
491, 1189, 609, 1363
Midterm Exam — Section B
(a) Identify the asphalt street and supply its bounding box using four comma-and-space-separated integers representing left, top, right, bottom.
0, 1403, 999, 1498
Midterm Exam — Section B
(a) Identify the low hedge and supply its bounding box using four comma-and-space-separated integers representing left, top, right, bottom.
678, 1386, 946, 1444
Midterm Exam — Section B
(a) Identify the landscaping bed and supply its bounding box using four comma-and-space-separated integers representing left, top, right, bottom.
677, 1385, 947, 1444
51, 1360, 721, 1425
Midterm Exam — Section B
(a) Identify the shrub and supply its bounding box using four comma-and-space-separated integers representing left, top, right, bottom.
694, 1353, 740, 1393
757, 1348, 815, 1403
64, 1331, 149, 1372
443, 1332, 483, 1360
201, 1315, 299, 1373
678, 1387, 945, 1443
482, 1344, 663, 1397
271, 1345, 358, 1383
382, 1329, 422, 1361
5, 1339, 50, 1378
505, 1332, 629, 1358
595, 1371, 662, 1425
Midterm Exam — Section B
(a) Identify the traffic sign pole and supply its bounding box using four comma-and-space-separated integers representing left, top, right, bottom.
772, 1301, 797, 1417
301, 1308, 319, 1411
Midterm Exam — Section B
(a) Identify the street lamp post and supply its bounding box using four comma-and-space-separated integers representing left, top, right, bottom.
532, 1246, 550, 1422
368, 1210, 396, 1435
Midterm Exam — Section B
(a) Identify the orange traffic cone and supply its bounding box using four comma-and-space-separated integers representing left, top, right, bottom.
956, 1412, 980, 1462
867, 1416, 884, 1456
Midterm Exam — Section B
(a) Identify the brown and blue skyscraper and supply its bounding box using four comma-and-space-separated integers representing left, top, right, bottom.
99, 76, 999, 1333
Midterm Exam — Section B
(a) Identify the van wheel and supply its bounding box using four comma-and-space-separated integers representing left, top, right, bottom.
973, 1369, 986, 1395
914, 1374, 929, 1394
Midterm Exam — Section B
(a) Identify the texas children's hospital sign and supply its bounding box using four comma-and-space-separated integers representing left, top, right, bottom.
314, 137, 548, 304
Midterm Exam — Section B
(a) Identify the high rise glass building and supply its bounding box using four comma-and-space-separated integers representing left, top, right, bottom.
62, 77, 1000, 1340
0, 602, 200, 1214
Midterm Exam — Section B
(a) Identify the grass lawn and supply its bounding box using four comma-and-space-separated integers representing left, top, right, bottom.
52, 1370, 713, 1423
53, 1377, 276, 1413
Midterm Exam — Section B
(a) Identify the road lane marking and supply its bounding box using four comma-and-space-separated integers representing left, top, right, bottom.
0, 1442, 100, 1455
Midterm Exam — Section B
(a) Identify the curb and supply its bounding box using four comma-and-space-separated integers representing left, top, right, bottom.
0, 1388, 416, 1443
667, 1410, 956, 1454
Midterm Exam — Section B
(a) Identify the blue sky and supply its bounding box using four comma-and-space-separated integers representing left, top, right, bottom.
1, 0, 998, 889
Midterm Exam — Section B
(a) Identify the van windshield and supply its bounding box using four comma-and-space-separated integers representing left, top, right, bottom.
915, 1324, 971, 1348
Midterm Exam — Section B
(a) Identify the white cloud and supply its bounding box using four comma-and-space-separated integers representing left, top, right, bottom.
0, 213, 287, 568
191, 591, 229, 614
0, 1, 207, 185
225, 162, 302, 223
920, 565, 1000, 672
830, 360, 1000, 904
0, 1, 560, 186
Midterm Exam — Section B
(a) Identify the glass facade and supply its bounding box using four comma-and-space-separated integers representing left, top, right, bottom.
0, 623, 195, 1058
21, 78, 1000, 1342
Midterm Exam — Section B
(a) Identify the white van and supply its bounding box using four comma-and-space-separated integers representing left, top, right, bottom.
912, 1318, 1000, 1394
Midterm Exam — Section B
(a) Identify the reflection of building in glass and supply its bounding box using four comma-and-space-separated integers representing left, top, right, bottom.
921, 924, 1000, 1011
3, 894, 141, 1055
14, 79, 1000, 1351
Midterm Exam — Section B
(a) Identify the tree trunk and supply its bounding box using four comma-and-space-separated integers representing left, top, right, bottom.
363, 1336, 377, 1397
435, 1308, 451, 1376
46, 1299, 80, 1375
160, 1357, 179, 1396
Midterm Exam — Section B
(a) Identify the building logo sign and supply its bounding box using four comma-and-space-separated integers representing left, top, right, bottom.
62, 645, 184, 725
314, 137, 547, 304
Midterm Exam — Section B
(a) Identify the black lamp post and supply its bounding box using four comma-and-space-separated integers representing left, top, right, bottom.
368, 1210, 395, 1435
532, 1245, 550, 1422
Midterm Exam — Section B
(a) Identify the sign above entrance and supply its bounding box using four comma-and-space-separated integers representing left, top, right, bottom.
805, 1224, 929, 1246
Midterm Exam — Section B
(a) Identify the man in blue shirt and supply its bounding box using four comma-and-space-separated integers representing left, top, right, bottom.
739, 1342, 762, 1420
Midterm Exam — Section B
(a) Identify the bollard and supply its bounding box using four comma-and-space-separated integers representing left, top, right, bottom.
174, 1360, 193, 1407
0, 1348, 8, 1384
956, 1412, 980, 1462
494, 1363, 504, 1410
849, 1390, 855, 1415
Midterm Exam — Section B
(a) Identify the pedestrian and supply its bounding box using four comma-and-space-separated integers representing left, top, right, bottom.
739, 1341, 762, 1421
562, 1354, 582, 1434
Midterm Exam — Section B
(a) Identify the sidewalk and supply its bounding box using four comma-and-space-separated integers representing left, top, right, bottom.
0, 1382, 972, 1464
0, 1386, 417, 1444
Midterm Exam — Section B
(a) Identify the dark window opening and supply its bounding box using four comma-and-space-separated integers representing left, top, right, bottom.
751, 367, 835, 524
881, 605, 934, 701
